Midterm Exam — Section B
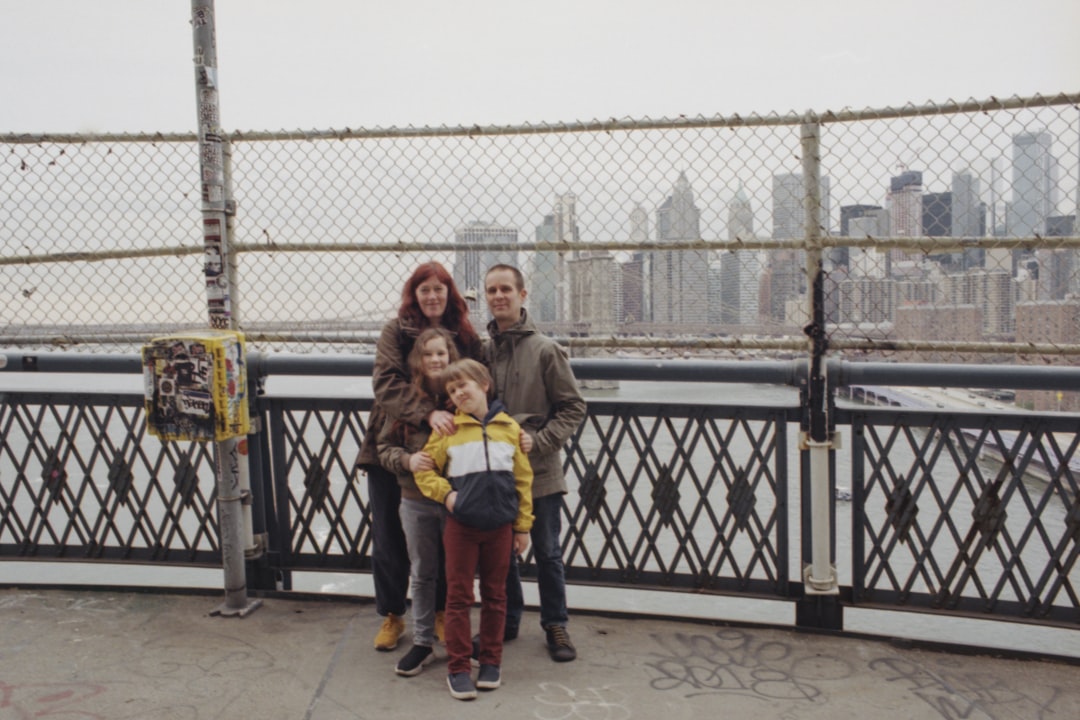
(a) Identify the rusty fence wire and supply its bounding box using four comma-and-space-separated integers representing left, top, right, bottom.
3, 95, 1079, 378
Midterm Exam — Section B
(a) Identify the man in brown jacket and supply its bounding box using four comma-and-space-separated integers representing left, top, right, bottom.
484, 264, 586, 662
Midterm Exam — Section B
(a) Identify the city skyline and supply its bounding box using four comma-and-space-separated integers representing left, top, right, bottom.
448, 122, 1077, 346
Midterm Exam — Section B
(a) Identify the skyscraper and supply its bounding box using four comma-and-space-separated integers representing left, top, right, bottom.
651, 172, 707, 326
922, 192, 952, 237
532, 215, 560, 323
765, 172, 830, 324
1008, 129, 1059, 238
720, 185, 762, 325
623, 205, 650, 324
951, 171, 983, 237
619, 252, 645, 325
531, 193, 580, 324
846, 210, 889, 278
951, 170, 985, 270
569, 253, 616, 327
771, 172, 832, 240
888, 170, 923, 237
887, 169, 923, 271
453, 221, 518, 322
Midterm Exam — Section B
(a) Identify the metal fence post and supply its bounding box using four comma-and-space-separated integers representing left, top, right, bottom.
191, 0, 261, 617
797, 113, 841, 630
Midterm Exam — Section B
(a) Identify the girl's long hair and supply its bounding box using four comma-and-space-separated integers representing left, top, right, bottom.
408, 327, 461, 396
397, 261, 479, 348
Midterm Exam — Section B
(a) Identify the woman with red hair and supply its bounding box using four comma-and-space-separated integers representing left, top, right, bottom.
356, 261, 482, 653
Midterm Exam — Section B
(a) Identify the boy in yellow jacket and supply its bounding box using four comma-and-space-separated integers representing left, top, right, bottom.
413, 359, 533, 701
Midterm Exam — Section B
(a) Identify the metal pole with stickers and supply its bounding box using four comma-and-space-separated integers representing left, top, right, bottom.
141, 1, 261, 617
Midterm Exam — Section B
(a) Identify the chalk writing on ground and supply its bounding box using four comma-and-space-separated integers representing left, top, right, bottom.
533, 682, 632, 720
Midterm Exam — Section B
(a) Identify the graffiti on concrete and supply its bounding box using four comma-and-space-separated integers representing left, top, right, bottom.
870, 656, 1069, 720
644, 628, 853, 701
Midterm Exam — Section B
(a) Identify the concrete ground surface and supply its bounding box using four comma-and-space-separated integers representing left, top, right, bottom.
0, 587, 1077, 719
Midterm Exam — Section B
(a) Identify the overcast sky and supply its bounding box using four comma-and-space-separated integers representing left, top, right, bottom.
1, 0, 1078, 134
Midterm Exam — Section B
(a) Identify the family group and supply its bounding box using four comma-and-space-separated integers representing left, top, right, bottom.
355, 261, 586, 701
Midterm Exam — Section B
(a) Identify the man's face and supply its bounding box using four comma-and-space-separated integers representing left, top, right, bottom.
485, 269, 526, 328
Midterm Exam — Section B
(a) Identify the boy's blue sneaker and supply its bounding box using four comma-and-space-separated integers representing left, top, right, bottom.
476, 663, 501, 690
447, 672, 477, 701
394, 644, 434, 677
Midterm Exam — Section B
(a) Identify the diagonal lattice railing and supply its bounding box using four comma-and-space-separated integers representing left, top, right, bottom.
260, 393, 794, 596
562, 400, 791, 595
845, 406, 1080, 623
4, 359, 1080, 631
264, 395, 372, 567
0, 391, 220, 563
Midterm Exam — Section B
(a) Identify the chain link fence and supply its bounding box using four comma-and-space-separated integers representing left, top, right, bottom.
3, 95, 1079, 379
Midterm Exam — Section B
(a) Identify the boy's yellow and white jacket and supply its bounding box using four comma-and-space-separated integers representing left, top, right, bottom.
413, 399, 534, 533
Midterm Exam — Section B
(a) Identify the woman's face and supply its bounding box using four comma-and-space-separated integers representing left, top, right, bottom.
416, 277, 449, 322
420, 337, 451, 379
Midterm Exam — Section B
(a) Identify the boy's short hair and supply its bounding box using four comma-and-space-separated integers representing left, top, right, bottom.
441, 358, 491, 391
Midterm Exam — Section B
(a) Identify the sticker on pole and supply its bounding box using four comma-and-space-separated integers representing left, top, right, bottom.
142, 331, 249, 441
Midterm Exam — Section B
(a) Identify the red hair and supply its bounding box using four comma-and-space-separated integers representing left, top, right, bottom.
398, 262, 479, 348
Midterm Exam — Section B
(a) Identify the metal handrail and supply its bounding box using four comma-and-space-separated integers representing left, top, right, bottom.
6, 351, 1080, 394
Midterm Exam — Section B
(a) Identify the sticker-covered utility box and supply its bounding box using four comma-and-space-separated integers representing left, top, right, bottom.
142, 330, 249, 441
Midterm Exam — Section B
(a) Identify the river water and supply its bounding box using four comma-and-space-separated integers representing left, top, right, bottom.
2, 371, 1078, 658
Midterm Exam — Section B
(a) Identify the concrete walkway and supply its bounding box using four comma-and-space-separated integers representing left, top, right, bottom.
0, 588, 1077, 719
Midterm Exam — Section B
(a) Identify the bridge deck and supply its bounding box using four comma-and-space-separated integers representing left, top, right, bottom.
1, 587, 1077, 719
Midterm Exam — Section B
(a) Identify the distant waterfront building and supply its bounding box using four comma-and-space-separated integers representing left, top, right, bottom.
895, 303, 982, 361
889, 170, 924, 237
840, 204, 883, 237
719, 249, 763, 323
1028, 249, 1076, 301
1046, 214, 1075, 237
887, 169, 923, 270
951, 170, 986, 269
1016, 297, 1080, 411
453, 221, 518, 322
846, 211, 889, 278
1045, 215, 1079, 297
923, 191, 957, 269
532, 215, 559, 323
531, 193, 579, 323
922, 191, 952, 237
627, 203, 650, 322
766, 173, 830, 324
1008, 129, 1059, 238
721, 185, 762, 325
837, 276, 895, 325
772, 172, 803, 241
728, 183, 755, 240
760, 249, 804, 325
619, 252, 646, 324
940, 269, 1014, 337
895, 278, 937, 307
771, 172, 832, 240
707, 260, 724, 325
651, 172, 707, 326
568, 253, 616, 327
951, 171, 984, 237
